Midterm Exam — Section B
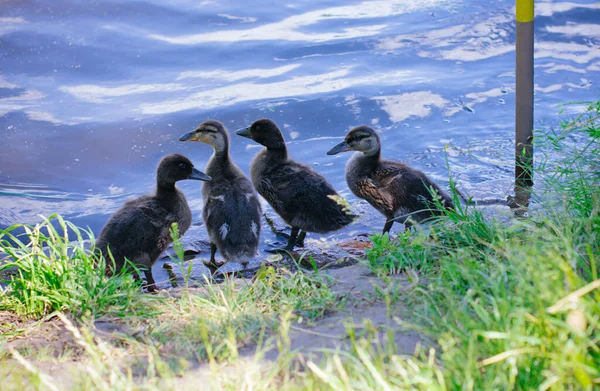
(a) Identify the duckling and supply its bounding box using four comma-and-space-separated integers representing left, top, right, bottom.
236, 118, 354, 252
95, 154, 210, 292
327, 126, 453, 233
179, 120, 262, 269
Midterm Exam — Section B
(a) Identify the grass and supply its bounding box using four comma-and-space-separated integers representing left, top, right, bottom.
0, 214, 147, 318
0, 101, 599, 390
360, 100, 600, 390
0, 215, 341, 388
145, 266, 337, 365
539, 100, 600, 218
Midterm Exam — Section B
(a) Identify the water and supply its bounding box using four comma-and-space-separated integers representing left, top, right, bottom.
1, 0, 599, 246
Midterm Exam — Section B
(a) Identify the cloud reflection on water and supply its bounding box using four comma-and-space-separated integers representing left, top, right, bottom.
0, 17, 27, 36
142, 0, 448, 44
373, 92, 448, 122
138, 67, 424, 115
59, 83, 189, 103
25, 111, 69, 125
546, 23, 600, 38
377, 1, 599, 63
377, 13, 515, 62
0, 189, 120, 226
2, 0, 598, 125
177, 64, 301, 82
535, 1, 600, 16
0, 81, 46, 117
536, 42, 600, 64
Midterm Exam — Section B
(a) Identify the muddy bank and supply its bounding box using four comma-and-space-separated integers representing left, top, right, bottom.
1, 263, 422, 390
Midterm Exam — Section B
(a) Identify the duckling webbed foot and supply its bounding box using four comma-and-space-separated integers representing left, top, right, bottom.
204, 242, 226, 274
143, 269, 158, 293
268, 228, 306, 252
382, 220, 394, 234
265, 226, 300, 253
296, 230, 307, 248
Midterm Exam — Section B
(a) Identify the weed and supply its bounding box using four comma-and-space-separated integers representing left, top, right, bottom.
0, 215, 149, 319
360, 101, 600, 389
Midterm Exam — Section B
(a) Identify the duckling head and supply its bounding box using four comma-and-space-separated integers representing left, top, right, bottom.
235, 118, 286, 149
179, 120, 229, 153
157, 154, 211, 188
327, 125, 380, 157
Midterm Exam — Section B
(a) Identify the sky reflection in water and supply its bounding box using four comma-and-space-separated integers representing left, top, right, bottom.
0, 0, 599, 242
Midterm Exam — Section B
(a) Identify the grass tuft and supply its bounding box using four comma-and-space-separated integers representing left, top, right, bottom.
0, 214, 147, 318
362, 99, 600, 390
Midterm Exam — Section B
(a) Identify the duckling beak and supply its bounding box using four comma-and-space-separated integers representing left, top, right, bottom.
179, 131, 199, 142
235, 126, 252, 139
327, 140, 351, 155
188, 168, 211, 181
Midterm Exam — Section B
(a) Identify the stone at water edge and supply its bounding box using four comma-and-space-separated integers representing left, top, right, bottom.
337, 236, 373, 256
266, 254, 284, 263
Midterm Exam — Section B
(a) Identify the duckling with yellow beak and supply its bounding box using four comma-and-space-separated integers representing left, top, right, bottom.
180, 120, 262, 269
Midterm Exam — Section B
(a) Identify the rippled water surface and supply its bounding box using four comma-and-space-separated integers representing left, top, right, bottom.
1, 0, 599, 244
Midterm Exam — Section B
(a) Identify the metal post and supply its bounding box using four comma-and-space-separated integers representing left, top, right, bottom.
511, 0, 534, 214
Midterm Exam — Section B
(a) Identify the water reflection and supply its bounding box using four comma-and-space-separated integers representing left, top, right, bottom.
540, 63, 587, 74
0, 17, 27, 36
374, 92, 448, 122
546, 23, 600, 38
536, 42, 600, 64
376, 14, 515, 62
0, 79, 46, 118
536, 1, 600, 16
141, 0, 448, 44
60, 83, 189, 104
136, 68, 423, 115
0, 184, 121, 227
0, 0, 599, 244
177, 64, 301, 82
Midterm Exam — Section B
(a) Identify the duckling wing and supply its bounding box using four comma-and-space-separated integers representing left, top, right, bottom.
253, 170, 288, 212
203, 178, 258, 211
373, 162, 451, 214
137, 201, 175, 229
203, 179, 262, 259
355, 176, 396, 215
203, 182, 229, 220
372, 164, 407, 188
97, 197, 176, 262
105, 197, 171, 230
257, 163, 314, 214
257, 163, 352, 231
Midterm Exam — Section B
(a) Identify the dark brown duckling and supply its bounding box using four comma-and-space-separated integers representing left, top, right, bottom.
236, 118, 354, 252
327, 126, 453, 233
95, 154, 210, 292
179, 120, 262, 269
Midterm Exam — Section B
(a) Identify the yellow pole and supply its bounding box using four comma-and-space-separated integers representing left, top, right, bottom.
516, 0, 534, 23
512, 0, 534, 213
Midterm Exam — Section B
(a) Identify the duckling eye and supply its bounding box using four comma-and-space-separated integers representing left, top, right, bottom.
178, 163, 187, 168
